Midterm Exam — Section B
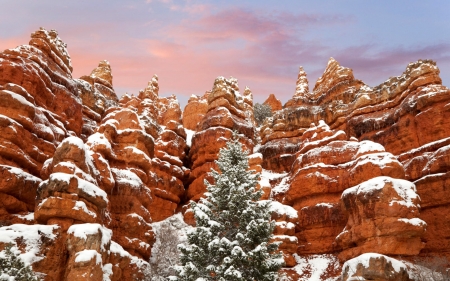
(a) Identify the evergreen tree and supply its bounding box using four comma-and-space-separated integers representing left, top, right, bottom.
0, 243, 40, 281
172, 135, 284, 281
253, 103, 272, 126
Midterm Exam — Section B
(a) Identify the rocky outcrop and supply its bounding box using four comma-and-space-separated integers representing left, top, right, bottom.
399, 140, 450, 257
341, 253, 410, 281
270, 121, 425, 259
263, 93, 282, 112
284, 66, 310, 108
336, 177, 425, 261
186, 77, 256, 204
182, 92, 209, 131
0, 27, 85, 235
261, 59, 445, 167
260, 57, 450, 261
0, 29, 157, 280
77, 60, 118, 140
268, 201, 298, 267
119, 75, 188, 222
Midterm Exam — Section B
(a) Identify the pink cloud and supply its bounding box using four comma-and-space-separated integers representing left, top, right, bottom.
5, 6, 449, 108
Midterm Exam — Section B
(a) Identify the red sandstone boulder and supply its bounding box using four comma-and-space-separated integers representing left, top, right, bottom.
336, 177, 425, 261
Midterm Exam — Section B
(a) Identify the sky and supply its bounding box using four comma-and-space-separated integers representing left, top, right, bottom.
0, 0, 449, 108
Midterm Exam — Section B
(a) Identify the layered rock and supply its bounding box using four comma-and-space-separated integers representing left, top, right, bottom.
118, 75, 188, 222
260, 59, 445, 171
0, 28, 82, 139
87, 108, 156, 259
0, 27, 84, 233
271, 121, 424, 258
0, 29, 156, 280
35, 132, 154, 277
268, 201, 298, 267
77, 60, 118, 140
260, 58, 450, 262
36, 136, 110, 226
284, 66, 309, 108
186, 77, 256, 204
182, 92, 209, 131
399, 140, 450, 257
336, 177, 425, 261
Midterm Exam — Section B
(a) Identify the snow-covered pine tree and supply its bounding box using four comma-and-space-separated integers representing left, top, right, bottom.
0, 243, 40, 281
172, 135, 284, 281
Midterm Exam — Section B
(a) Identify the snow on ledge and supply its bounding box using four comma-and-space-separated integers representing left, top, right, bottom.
342, 176, 418, 208
264, 200, 298, 219
0, 224, 59, 266
68, 223, 112, 251
343, 253, 407, 274
74, 249, 102, 265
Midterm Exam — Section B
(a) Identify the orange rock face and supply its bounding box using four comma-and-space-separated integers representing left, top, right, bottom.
118, 75, 188, 222
263, 93, 282, 112
77, 60, 118, 140
186, 77, 256, 204
182, 92, 209, 131
270, 122, 418, 257
336, 177, 425, 261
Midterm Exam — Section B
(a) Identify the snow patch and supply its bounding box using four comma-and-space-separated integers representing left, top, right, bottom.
343, 176, 418, 208
0, 224, 59, 266
111, 168, 143, 190
103, 263, 113, 281
265, 200, 298, 219
398, 218, 427, 227
271, 176, 291, 196
68, 223, 112, 251
185, 129, 195, 147
48, 172, 108, 203
293, 254, 340, 281
343, 253, 407, 275
73, 201, 97, 218
74, 249, 102, 264
13, 212, 35, 221
259, 169, 288, 189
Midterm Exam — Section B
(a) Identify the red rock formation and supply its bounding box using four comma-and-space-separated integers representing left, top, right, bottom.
399, 140, 450, 257
118, 75, 188, 222
2, 26, 450, 280
268, 201, 298, 267
263, 93, 282, 112
336, 177, 425, 261
341, 253, 410, 281
284, 66, 310, 108
0, 29, 77, 280
261, 58, 450, 262
261, 59, 445, 161
270, 121, 425, 260
0, 29, 156, 280
182, 92, 209, 131
186, 77, 256, 204
77, 60, 118, 140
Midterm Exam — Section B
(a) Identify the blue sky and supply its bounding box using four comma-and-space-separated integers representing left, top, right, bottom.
1, 0, 449, 107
